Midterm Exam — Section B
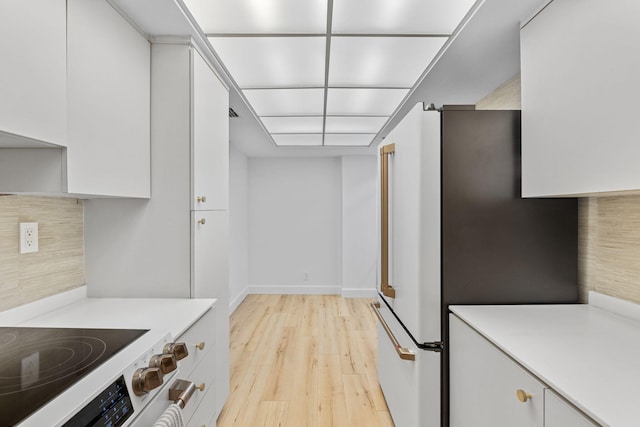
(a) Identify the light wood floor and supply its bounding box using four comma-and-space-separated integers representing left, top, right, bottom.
216, 294, 394, 427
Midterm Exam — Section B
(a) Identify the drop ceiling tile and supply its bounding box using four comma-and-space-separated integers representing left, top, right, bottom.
272, 134, 323, 146
261, 116, 324, 133
329, 36, 446, 87
332, 0, 477, 34
326, 88, 409, 116
324, 134, 375, 146
243, 89, 325, 116
184, 0, 327, 33
209, 37, 326, 87
325, 116, 388, 133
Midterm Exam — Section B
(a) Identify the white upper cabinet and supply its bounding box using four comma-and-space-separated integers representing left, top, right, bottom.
0, 0, 67, 147
192, 50, 229, 211
67, 0, 150, 197
521, 0, 640, 197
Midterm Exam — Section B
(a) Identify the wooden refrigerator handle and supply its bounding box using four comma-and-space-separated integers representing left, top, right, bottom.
380, 143, 396, 298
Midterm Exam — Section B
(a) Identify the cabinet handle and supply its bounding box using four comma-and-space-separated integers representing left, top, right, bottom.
370, 302, 415, 361
195, 341, 205, 350
196, 383, 205, 392
197, 218, 206, 225
197, 196, 207, 203
516, 389, 532, 403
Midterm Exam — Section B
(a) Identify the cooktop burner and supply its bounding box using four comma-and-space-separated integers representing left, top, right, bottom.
0, 327, 147, 427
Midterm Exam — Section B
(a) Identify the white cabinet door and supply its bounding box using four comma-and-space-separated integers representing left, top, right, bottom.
545, 390, 597, 427
191, 209, 229, 419
192, 210, 229, 299
521, 0, 640, 196
192, 50, 229, 211
67, 0, 150, 197
449, 314, 546, 427
0, 0, 66, 146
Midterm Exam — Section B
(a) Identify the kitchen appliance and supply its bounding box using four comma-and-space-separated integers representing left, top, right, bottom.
0, 326, 190, 426
373, 104, 577, 427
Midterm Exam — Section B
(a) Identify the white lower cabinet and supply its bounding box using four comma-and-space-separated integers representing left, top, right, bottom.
450, 314, 597, 427
545, 390, 597, 427
175, 307, 217, 426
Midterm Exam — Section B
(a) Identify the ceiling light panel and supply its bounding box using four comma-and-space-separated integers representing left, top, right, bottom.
326, 88, 409, 116
209, 37, 326, 88
331, 0, 477, 34
244, 88, 324, 116
329, 37, 447, 87
324, 134, 375, 146
184, 0, 327, 33
261, 117, 324, 133
325, 116, 388, 133
272, 134, 323, 146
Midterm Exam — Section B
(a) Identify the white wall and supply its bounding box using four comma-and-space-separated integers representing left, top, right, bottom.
248, 157, 342, 294
341, 156, 378, 298
229, 144, 249, 312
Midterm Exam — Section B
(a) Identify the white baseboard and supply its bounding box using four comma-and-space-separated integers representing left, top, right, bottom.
247, 285, 341, 295
229, 287, 249, 314
341, 288, 378, 298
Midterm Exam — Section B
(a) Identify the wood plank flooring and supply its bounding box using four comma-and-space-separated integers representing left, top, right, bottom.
217, 294, 394, 427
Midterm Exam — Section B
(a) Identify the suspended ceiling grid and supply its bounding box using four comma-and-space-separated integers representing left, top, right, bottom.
184, 0, 477, 147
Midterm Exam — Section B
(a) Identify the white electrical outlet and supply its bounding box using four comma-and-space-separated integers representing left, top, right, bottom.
19, 222, 39, 254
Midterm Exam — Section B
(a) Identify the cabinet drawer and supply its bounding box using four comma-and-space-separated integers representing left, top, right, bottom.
450, 314, 546, 427
181, 347, 216, 423
187, 380, 217, 427
177, 307, 215, 378
545, 390, 597, 427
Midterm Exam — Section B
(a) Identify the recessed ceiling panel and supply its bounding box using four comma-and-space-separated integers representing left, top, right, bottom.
325, 116, 388, 133
272, 134, 323, 146
209, 37, 326, 87
184, 0, 327, 33
261, 116, 324, 133
324, 134, 375, 146
326, 88, 409, 116
244, 89, 325, 116
329, 37, 447, 87
332, 0, 477, 34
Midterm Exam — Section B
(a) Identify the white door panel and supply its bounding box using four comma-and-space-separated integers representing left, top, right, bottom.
382, 104, 441, 342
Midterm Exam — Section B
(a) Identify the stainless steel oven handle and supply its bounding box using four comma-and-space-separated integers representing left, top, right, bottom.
370, 302, 415, 361
168, 379, 197, 409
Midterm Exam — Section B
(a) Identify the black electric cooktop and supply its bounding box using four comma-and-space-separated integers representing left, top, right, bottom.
0, 327, 148, 427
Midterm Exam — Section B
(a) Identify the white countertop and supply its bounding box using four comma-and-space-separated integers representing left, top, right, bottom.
450, 294, 640, 427
0, 286, 215, 339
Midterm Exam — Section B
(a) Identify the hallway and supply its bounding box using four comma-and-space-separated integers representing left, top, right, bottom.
217, 294, 393, 426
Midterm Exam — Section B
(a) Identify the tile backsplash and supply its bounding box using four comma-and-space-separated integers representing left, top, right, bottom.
580, 196, 640, 304
0, 195, 84, 311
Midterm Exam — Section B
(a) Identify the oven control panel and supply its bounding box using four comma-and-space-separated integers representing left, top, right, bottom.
62, 376, 133, 427
60, 333, 189, 427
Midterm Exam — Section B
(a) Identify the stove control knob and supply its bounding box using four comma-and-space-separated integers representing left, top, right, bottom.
132, 367, 164, 396
163, 342, 189, 361
149, 353, 177, 374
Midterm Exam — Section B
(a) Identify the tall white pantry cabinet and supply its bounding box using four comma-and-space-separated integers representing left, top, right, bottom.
84, 41, 230, 420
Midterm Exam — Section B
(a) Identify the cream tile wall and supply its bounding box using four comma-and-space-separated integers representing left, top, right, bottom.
0, 195, 84, 311
478, 75, 640, 304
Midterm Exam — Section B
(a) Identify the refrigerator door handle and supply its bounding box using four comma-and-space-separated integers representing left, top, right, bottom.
371, 302, 415, 361
380, 143, 396, 298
